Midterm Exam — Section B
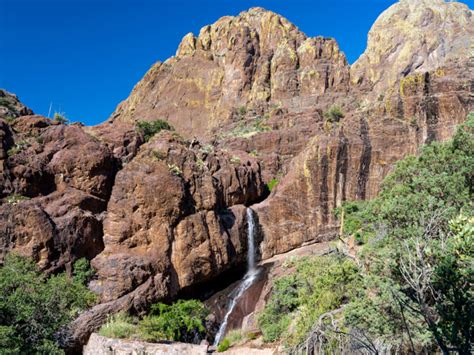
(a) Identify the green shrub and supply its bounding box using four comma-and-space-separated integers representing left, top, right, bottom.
167, 163, 182, 176
323, 105, 344, 123
339, 113, 474, 353
0, 254, 97, 353
136, 119, 173, 142
5, 194, 30, 204
200, 144, 214, 154
4, 115, 15, 124
0, 97, 15, 112
238, 106, 247, 117
99, 313, 138, 339
249, 150, 258, 157
53, 112, 68, 124
227, 116, 271, 138
138, 299, 208, 343
217, 338, 230, 352
246, 331, 258, 340
258, 255, 360, 345
73, 258, 95, 285
230, 156, 241, 165
224, 329, 242, 346
266, 178, 279, 192
7, 140, 29, 156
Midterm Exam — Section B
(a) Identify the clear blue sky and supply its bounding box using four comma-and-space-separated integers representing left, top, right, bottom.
1, 0, 472, 126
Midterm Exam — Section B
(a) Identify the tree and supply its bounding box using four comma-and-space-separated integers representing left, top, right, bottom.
341, 114, 474, 353
0, 255, 96, 353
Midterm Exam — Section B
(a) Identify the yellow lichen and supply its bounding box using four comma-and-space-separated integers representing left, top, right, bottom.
399, 73, 424, 97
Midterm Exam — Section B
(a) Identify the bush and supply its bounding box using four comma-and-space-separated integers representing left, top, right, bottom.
99, 313, 138, 339
73, 258, 95, 285
323, 105, 344, 123
258, 255, 360, 345
217, 338, 230, 352
138, 299, 208, 343
5, 194, 30, 204
230, 156, 241, 165
0, 254, 96, 353
339, 114, 474, 353
136, 119, 173, 142
227, 116, 271, 138
7, 140, 29, 156
167, 163, 182, 176
53, 112, 68, 124
226, 329, 243, 344
266, 178, 279, 192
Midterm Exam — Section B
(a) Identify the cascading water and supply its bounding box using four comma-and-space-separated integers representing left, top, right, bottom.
213, 208, 259, 346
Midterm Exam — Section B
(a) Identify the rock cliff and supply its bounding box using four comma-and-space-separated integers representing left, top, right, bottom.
109, 7, 350, 139
0, 0, 473, 350
351, 0, 473, 91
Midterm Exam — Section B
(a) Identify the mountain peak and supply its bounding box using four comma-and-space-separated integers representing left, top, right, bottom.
351, 0, 473, 90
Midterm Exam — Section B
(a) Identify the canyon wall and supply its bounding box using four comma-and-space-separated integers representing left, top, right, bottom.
0, 0, 473, 349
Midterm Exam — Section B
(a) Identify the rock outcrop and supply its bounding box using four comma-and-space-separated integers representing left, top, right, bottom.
109, 7, 350, 139
351, 0, 473, 91
84, 334, 209, 355
92, 132, 264, 302
0, 0, 473, 350
68, 132, 265, 349
0, 89, 33, 120
0, 115, 117, 271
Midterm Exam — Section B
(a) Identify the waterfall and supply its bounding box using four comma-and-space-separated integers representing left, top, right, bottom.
246, 208, 256, 271
213, 208, 259, 346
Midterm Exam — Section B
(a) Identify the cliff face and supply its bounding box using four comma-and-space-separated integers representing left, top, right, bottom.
351, 0, 473, 91
109, 7, 349, 139
0, 0, 473, 349
254, 0, 473, 257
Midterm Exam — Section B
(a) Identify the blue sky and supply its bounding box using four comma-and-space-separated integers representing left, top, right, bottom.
1, 0, 472, 126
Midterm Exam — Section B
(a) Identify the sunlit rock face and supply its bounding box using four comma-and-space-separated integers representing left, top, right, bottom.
351, 0, 474, 91
1, 0, 473, 350
108, 7, 350, 139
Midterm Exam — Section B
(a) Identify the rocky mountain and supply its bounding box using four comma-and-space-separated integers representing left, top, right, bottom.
0, 0, 473, 351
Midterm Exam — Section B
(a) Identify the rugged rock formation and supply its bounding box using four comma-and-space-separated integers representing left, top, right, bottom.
0, 0, 473, 351
69, 132, 265, 349
254, 0, 474, 258
0, 89, 33, 120
0, 115, 117, 271
92, 131, 264, 302
109, 7, 350, 139
351, 0, 473, 91
84, 334, 209, 355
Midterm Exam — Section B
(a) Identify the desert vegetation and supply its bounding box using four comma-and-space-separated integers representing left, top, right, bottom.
258, 115, 474, 354
0, 256, 96, 354
98, 299, 208, 344
136, 119, 173, 142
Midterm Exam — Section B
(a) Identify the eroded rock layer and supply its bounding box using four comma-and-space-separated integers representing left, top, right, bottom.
0, 0, 473, 350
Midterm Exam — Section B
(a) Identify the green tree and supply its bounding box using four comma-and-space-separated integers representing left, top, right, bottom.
0, 255, 96, 354
323, 105, 345, 123
341, 114, 474, 353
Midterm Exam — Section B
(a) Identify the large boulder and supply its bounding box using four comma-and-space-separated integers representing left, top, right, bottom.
0, 116, 117, 271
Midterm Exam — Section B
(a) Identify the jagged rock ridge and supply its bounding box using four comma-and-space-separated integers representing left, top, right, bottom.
109, 7, 350, 138
0, 0, 473, 350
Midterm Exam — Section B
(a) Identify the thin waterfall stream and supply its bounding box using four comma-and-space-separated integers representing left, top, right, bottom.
213, 208, 259, 346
